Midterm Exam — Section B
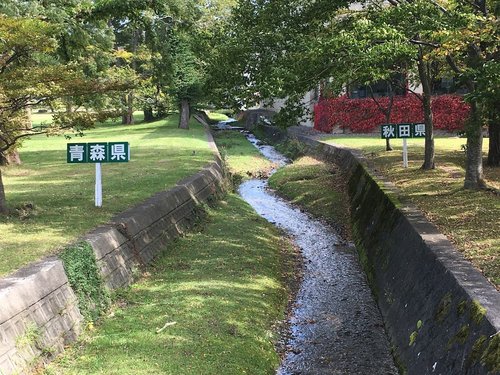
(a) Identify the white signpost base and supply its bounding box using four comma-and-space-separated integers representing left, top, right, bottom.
95, 163, 102, 207
403, 138, 409, 168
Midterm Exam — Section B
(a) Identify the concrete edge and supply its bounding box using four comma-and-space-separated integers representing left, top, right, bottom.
288, 130, 500, 374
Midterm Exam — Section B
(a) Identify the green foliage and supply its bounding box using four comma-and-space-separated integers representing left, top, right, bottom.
448, 325, 470, 347
435, 293, 453, 323
16, 322, 42, 349
0, 6, 133, 211
168, 33, 205, 104
60, 242, 110, 322
212, 0, 498, 187
409, 331, 418, 346
483, 335, 500, 372
470, 300, 487, 325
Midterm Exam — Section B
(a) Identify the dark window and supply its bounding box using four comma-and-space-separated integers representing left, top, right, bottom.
348, 75, 406, 99
431, 77, 467, 95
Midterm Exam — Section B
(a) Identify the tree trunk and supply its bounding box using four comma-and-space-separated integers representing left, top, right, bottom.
0, 168, 8, 214
385, 96, 393, 151
487, 111, 499, 167
122, 29, 138, 125
143, 107, 154, 122
464, 102, 486, 189
26, 107, 32, 130
0, 150, 21, 166
417, 51, 435, 170
385, 138, 393, 151
122, 92, 134, 125
178, 99, 190, 129
368, 84, 393, 151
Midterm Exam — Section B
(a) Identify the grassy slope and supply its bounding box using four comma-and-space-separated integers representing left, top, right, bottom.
0, 114, 213, 276
323, 135, 499, 288
268, 156, 351, 240
214, 131, 276, 180
46, 131, 297, 375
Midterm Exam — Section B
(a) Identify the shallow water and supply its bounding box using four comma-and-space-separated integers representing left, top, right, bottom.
238, 137, 397, 375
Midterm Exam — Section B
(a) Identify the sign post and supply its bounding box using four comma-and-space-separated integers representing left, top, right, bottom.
397, 123, 412, 168
67, 142, 130, 207
95, 163, 102, 207
381, 123, 426, 168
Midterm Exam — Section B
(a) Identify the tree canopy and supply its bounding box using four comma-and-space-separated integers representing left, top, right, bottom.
0, 0, 239, 213
211, 0, 499, 189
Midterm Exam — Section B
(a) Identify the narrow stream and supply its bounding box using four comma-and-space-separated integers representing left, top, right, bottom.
239, 134, 398, 374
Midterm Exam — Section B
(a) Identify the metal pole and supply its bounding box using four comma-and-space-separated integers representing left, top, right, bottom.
403, 138, 408, 168
95, 162, 102, 207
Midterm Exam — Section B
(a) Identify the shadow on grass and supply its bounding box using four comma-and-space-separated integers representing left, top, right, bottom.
0, 120, 215, 276
49, 195, 290, 375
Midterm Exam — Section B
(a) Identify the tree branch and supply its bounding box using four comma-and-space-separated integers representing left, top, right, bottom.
409, 39, 440, 48
387, 0, 401, 6
368, 85, 389, 116
446, 55, 462, 74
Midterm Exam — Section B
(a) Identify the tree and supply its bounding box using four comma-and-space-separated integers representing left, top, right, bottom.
93, 0, 215, 129
168, 33, 204, 129
214, 0, 498, 187
424, 0, 498, 187
0, 14, 130, 213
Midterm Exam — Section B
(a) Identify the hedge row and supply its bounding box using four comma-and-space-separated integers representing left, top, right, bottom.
314, 95, 470, 133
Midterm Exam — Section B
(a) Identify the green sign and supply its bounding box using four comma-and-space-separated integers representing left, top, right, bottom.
67, 142, 130, 163
381, 123, 426, 139
412, 123, 426, 138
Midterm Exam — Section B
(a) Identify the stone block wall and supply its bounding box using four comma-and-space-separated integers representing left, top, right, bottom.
0, 259, 82, 375
291, 133, 500, 374
84, 160, 224, 290
0, 136, 225, 375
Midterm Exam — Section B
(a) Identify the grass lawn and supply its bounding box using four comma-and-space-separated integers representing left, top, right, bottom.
214, 131, 276, 181
269, 157, 351, 240
205, 111, 231, 122
323, 135, 499, 288
45, 128, 298, 375
0, 113, 214, 277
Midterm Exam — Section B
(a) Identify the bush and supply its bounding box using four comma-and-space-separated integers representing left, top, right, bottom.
314, 95, 470, 133
60, 242, 110, 322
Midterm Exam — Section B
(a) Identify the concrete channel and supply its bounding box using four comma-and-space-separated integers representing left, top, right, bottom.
239, 134, 398, 374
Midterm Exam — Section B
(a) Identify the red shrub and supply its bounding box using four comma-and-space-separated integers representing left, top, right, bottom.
314, 95, 470, 133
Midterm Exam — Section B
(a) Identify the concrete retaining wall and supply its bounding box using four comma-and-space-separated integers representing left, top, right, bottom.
85, 160, 224, 290
291, 133, 500, 375
0, 259, 82, 375
0, 131, 225, 375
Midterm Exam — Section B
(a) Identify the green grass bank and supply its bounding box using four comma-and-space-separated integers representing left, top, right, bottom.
268, 156, 351, 240
45, 130, 299, 374
214, 130, 276, 182
0, 114, 214, 277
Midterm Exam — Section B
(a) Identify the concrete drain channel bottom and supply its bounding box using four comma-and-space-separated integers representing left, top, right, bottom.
239, 135, 398, 374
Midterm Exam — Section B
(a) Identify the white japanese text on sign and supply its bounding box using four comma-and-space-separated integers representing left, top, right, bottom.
67, 142, 130, 163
